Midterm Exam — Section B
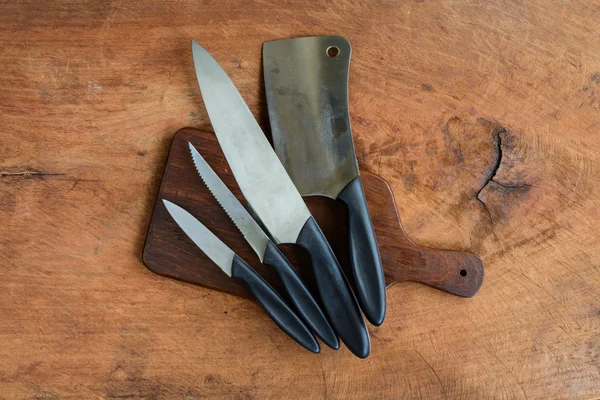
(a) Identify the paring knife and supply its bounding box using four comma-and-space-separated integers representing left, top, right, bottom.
191, 40, 370, 358
162, 199, 320, 353
263, 36, 387, 326
188, 143, 339, 350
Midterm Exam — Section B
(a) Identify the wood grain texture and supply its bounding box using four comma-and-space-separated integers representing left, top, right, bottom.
143, 128, 483, 301
1, 1, 600, 399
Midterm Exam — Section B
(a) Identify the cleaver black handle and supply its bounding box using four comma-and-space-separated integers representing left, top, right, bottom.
338, 176, 387, 326
296, 216, 370, 358
231, 254, 320, 354
263, 241, 339, 350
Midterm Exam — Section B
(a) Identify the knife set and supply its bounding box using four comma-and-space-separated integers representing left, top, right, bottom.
147, 36, 484, 358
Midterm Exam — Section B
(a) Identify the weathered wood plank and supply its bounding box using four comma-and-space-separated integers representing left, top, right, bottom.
1, 1, 600, 398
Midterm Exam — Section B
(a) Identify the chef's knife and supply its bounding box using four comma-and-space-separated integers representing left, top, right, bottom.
162, 199, 320, 353
191, 40, 370, 358
263, 36, 386, 326
188, 142, 339, 349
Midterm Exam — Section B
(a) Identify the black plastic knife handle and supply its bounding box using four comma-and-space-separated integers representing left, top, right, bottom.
231, 254, 320, 353
338, 176, 387, 326
296, 217, 370, 358
263, 241, 339, 350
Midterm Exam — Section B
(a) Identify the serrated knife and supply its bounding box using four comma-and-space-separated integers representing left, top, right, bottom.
263, 36, 386, 326
162, 199, 319, 353
188, 142, 338, 350
191, 40, 370, 358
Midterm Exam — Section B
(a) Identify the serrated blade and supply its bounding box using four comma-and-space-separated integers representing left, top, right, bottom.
191, 40, 311, 244
162, 200, 234, 276
189, 142, 270, 261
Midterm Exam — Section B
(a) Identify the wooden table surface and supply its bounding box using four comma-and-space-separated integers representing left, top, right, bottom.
1, 1, 599, 399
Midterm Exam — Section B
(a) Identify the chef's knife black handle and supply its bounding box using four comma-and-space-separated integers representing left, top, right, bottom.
338, 176, 387, 326
231, 254, 320, 353
263, 241, 339, 350
296, 217, 370, 358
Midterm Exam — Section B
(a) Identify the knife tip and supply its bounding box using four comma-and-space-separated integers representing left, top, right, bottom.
188, 141, 197, 153
188, 142, 205, 165
191, 39, 205, 53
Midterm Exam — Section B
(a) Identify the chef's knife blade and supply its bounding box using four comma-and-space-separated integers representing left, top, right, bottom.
191, 40, 370, 358
263, 36, 386, 326
188, 143, 338, 350
191, 40, 308, 244
162, 199, 320, 353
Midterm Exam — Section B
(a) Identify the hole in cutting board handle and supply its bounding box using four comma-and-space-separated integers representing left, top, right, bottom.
327, 46, 340, 58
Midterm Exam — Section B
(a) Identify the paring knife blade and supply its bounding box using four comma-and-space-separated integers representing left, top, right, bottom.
263, 36, 386, 326
191, 40, 370, 358
162, 199, 319, 353
188, 143, 338, 350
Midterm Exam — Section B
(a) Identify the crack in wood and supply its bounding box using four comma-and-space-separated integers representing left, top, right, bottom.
474, 122, 533, 223
475, 127, 504, 221
474, 123, 533, 223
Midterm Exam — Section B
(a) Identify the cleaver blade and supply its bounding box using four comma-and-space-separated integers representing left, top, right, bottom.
263, 36, 387, 326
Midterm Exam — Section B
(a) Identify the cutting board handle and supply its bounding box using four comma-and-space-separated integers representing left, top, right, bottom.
361, 172, 484, 297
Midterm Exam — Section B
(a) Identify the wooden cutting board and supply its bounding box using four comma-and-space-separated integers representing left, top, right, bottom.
142, 128, 483, 299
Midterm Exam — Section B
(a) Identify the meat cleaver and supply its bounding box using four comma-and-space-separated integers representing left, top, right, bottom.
263, 36, 387, 326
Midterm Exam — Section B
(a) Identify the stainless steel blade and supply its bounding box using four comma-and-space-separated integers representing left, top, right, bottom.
191, 40, 311, 244
188, 142, 271, 261
162, 199, 234, 276
263, 36, 359, 198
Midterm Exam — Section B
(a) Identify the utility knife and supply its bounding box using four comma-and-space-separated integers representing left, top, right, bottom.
188, 143, 338, 350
